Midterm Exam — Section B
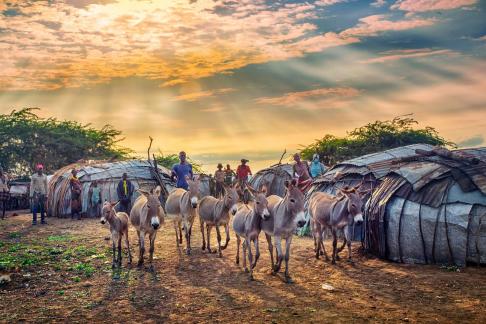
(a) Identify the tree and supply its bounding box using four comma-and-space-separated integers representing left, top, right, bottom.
0, 108, 131, 176
300, 116, 455, 166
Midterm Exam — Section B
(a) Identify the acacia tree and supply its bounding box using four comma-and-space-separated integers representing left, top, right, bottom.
300, 116, 455, 166
0, 108, 131, 177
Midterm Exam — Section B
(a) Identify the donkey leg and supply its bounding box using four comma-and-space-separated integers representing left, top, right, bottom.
274, 236, 284, 273
174, 220, 180, 248
125, 229, 132, 264
221, 224, 230, 250
331, 230, 338, 265
138, 231, 145, 266
265, 233, 275, 274
252, 239, 260, 269
206, 225, 215, 253
315, 228, 322, 260
117, 236, 123, 267
320, 229, 330, 261
242, 240, 248, 272
216, 226, 223, 258
235, 235, 241, 265
344, 225, 353, 262
247, 239, 254, 280
200, 217, 206, 251
178, 221, 183, 244
111, 239, 116, 268
284, 236, 293, 283
149, 231, 157, 269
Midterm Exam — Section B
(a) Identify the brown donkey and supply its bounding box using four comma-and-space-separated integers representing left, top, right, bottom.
165, 178, 200, 255
232, 188, 270, 280
129, 186, 165, 268
198, 184, 239, 257
100, 201, 132, 268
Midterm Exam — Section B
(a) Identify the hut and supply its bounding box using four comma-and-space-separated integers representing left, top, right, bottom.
309, 144, 486, 265
47, 160, 174, 218
249, 163, 294, 197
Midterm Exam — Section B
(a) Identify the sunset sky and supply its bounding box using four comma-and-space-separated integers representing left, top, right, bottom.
1, 0, 485, 172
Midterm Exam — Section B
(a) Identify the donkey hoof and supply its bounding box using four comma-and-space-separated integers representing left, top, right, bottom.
336, 255, 341, 261
137, 260, 144, 267
112, 263, 116, 269
315, 254, 320, 260
218, 253, 223, 258
235, 258, 239, 265
186, 249, 191, 256
249, 275, 254, 281
244, 268, 249, 273
331, 260, 336, 265
201, 245, 206, 251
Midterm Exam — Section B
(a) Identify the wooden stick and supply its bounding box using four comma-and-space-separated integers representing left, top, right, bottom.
147, 136, 153, 162
277, 149, 286, 165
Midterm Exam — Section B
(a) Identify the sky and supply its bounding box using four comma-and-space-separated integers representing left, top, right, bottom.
0, 0, 485, 172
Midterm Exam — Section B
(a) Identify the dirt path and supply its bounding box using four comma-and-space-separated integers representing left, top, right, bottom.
1, 214, 485, 323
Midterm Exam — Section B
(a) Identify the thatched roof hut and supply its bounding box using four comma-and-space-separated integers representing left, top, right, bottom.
310, 144, 486, 265
249, 163, 294, 197
47, 160, 174, 217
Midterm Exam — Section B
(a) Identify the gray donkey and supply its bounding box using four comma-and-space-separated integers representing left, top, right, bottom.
309, 186, 364, 264
198, 184, 239, 257
261, 179, 306, 283
165, 178, 200, 255
233, 188, 270, 280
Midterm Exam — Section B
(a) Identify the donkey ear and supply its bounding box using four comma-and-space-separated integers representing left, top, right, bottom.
154, 186, 162, 196
260, 185, 268, 195
110, 201, 118, 207
137, 189, 150, 197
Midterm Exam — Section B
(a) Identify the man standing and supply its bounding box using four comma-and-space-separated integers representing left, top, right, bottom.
214, 163, 225, 198
88, 180, 102, 218
236, 159, 252, 187
224, 164, 235, 186
117, 172, 134, 214
292, 153, 312, 192
30, 164, 48, 225
309, 153, 327, 179
70, 169, 82, 220
171, 151, 193, 190
0, 167, 9, 220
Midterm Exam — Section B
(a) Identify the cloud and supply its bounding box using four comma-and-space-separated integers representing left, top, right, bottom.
361, 48, 458, 63
391, 0, 477, 12
314, 0, 346, 6
371, 0, 387, 7
255, 87, 361, 107
341, 14, 435, 37
170, 88, 235, 102
457, 135, 484, 147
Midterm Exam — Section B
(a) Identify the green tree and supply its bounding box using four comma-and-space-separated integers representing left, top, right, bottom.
300, 116, 455, 166
0, 108, 131, 176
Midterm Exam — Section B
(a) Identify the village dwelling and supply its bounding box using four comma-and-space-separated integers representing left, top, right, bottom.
47, 160, 174, 218
249, 163, 294, 197
309, 144, 486, 266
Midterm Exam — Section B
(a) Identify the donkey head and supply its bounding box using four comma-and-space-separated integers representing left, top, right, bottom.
284, 179, 306, 228
339, 186, 364, 223
186, 177, 200, 208
254, 188, 270, 221
139, 186, 163, 230
223, 183, 239, 216
100, 201, 117, 225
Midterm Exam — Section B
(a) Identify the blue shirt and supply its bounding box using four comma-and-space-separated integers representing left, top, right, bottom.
172, 163, 193, 189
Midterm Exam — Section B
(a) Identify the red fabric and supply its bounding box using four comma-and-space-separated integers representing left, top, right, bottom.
236, 165, 251, 180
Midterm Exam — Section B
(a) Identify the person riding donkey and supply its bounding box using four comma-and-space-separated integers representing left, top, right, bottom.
30, 164, 48, 225
117, 172, 134, 214
0, 167, 10, 220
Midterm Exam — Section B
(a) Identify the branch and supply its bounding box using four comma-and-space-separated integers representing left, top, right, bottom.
147, 136, 153, 162
277, 148, 286, 165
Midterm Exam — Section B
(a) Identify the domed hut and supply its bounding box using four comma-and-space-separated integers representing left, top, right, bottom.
249, 163, 294, 197
364, 147, 486, 266
47, 160, 174, 218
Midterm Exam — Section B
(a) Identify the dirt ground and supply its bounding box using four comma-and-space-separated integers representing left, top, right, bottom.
0, 213, 485, 323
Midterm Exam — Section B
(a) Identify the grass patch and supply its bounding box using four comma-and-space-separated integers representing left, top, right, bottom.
47, 235, 71, 242
7, 232, 21, 239
71, 263, 95, 277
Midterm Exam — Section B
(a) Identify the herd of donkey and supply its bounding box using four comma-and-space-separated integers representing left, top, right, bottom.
101, 177, 365, 283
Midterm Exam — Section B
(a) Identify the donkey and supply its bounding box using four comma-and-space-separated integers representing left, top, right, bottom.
261, 179, 306, 283
308, 186, 364, 264
165, 178, 200, 255
198, 184, 239, 257
233, 189, 270, 280
100, 201, 132, 268
129, 186, 165, 268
